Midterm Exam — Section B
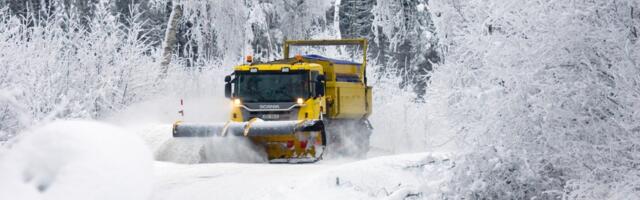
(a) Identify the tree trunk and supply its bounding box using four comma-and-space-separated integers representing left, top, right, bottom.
160, 3, 182, 77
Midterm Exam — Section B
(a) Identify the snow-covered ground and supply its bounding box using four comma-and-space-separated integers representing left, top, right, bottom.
138, 123, 453, 200
0, 121, 154, 200
152, 153, 451, 200
0, 120, 453, 200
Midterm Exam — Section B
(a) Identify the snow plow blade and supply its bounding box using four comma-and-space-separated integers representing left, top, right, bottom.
172, 120, 324, 137
172, 120, 326, 163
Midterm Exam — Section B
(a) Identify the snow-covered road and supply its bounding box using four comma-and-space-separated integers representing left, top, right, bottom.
137, 123, 452, 200
152, 153, 451, 200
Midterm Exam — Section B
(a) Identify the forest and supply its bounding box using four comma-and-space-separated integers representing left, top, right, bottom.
0, 0, 639, 199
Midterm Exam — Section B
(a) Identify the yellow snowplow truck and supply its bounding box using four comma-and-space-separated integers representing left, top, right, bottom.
172, 39, 373, 163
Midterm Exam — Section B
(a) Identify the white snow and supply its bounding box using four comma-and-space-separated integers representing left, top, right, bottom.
151, 153, 452, 200
134, 124, 452, 199
0, 120, 454, 200
0, 120, 154, 200
154, 135, 268, 164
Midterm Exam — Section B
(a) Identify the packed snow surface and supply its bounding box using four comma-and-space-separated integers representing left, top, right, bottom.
152, 153, 452, 200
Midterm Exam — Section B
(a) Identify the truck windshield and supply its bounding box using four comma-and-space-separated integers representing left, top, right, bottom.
235, 71, 309, 103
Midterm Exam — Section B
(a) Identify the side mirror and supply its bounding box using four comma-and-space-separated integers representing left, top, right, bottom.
224, 75, 232, 98
316, 75, 325, 97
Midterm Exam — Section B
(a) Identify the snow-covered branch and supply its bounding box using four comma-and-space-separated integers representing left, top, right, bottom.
428, 0, 640, 198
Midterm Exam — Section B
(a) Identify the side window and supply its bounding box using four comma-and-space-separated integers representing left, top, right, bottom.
310, 71, 318, 97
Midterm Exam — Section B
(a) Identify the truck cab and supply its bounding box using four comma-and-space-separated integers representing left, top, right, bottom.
224, 59, 327, 123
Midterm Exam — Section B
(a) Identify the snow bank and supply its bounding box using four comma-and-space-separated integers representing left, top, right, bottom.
0, 120, 154, 200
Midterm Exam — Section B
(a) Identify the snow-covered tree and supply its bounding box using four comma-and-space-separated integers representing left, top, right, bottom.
0, 2, 166, 136
371, 0, 438, 99
428, 0, 640, 198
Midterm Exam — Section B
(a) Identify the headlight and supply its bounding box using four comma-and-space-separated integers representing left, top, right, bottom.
234, 99, 242, 106
296, 98, 304, 105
